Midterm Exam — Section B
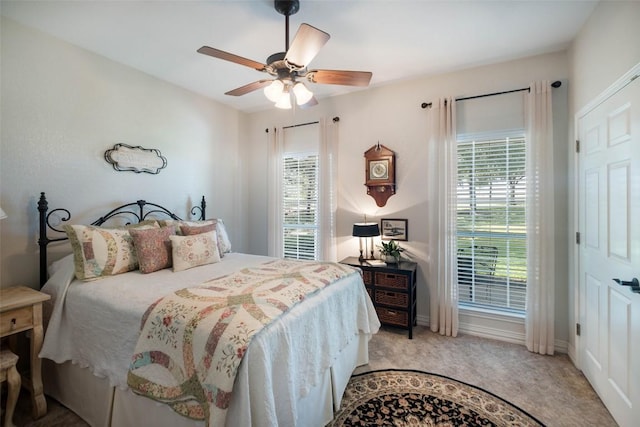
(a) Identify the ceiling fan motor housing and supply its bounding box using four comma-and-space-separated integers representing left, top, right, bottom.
275, 0, 299, 16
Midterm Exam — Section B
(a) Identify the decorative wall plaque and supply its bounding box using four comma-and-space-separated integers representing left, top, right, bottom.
104, 143, 167, 174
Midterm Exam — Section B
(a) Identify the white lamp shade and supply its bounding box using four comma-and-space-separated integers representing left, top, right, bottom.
293, 82, 314, 105
264, 80, 284, 102
0, 207, 7, 220
275, 91, 292, 109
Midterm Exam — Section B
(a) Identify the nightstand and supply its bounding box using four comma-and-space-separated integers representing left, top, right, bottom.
341, 257, 417, 339
0, 286, 51, 419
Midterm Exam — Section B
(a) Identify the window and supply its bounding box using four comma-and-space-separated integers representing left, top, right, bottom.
456, 133, 527, 312
282, 152, 319, 260
268, 120, 336, 261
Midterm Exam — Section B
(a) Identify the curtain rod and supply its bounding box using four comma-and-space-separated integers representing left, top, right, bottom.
283, 120, 319, 129
265, 117, 339, 132
420, 80, 562, 109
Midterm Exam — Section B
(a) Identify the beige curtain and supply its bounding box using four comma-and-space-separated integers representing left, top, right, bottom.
427, 98, 459, 337
267, 127, 283, 258
318, 118, 338, 261
525, 81, 555, 355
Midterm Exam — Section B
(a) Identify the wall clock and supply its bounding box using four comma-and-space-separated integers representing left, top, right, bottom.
364, 143, 396, 207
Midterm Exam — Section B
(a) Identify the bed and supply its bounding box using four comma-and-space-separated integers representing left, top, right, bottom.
36, 192, 380, 427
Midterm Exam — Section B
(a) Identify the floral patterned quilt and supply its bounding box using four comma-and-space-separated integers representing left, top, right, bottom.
127, 259, 359, 426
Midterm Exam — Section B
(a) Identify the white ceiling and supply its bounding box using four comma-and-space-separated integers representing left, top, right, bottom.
1, 0, 598, 113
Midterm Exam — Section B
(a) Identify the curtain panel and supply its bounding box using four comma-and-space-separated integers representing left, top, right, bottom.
525, 81, 556, 355
267, 127, 283, 258
318, 118, 338, 262
426, 98, 459, 337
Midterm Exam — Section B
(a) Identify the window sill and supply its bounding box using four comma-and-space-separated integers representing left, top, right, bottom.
459, 303, 525, 320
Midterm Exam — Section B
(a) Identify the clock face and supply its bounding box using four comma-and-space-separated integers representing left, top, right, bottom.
369, 160, 389, 180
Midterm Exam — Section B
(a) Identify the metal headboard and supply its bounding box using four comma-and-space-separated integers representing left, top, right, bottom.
37, 192, 206, 287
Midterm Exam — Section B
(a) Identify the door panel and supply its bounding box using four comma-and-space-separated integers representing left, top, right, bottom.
608, 162, 629, 260
578, 74, 639, 427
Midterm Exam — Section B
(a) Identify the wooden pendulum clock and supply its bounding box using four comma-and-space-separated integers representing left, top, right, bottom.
364, 143, 396, 207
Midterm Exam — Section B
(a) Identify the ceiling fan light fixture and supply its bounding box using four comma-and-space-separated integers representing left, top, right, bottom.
197, 0, 371, 110
275, 90, 292, 109
293, 82, 313, 105
264, 79, 285, 102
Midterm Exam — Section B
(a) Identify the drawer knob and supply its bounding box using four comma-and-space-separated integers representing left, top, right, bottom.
11, 318, 17, 330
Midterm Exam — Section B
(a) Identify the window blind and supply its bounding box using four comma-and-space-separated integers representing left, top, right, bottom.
282, 152, 319, 260
456, 135, 527, 311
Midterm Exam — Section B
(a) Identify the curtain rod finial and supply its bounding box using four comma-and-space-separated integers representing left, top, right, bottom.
421, 102, 432, 109
551, 80, 562, 88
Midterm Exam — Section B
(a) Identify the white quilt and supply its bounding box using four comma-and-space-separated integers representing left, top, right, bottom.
40, 253, 380, 426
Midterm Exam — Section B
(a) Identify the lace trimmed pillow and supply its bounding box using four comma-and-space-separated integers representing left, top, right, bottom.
64, 223, 157, 281
169, 230, 221, 272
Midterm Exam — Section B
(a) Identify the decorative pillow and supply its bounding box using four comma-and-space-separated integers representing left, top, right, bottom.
159, 219, 214, 233
64, 224, 144, 281
129, 226, 176, 273
179, 223, 216, 236
169, 230, 221, 272
126, 219, 159, 228
179, 223, 226, 257
214, 219, 232, 254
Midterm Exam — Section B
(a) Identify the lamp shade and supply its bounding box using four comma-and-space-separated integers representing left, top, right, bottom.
264, 80, 284, 102
293, 82, 314, 105
352, 223, 380, 237
275, 90, 292, 109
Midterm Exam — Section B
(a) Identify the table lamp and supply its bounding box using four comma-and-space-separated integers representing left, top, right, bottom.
352, 222, 380, 261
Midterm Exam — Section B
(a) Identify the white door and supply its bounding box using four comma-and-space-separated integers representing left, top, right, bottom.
578, 72, 640, 427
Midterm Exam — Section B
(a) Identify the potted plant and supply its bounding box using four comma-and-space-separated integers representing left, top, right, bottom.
378, 240, 404, 263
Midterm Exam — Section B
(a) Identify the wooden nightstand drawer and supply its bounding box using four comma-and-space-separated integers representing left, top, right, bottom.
0, 286, 51, 419
376, 307, 408, 327
0, 306, 33, 335
375, 272, 409, 290
375, 290, 408, 308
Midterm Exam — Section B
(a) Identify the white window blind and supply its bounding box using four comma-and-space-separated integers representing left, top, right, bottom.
456, 134, 527, 312
282, 152, 319, 260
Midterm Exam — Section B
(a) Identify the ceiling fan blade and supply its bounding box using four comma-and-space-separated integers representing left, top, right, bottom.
197, 46, 266, 71
299, 96, 319, 109
285, 23, 330, 69
307, 70, 372, 86
225, 80, 273, 96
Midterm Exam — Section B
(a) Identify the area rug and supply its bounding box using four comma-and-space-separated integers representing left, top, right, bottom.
330, 369, 546, 426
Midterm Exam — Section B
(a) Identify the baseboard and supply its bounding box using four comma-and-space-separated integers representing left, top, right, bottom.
415, 312, 569, 354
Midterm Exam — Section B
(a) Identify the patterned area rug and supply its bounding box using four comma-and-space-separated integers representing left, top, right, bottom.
330, 369, 546, 426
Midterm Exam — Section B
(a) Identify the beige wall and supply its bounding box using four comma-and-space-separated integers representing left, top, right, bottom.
0, 17, 246, 288
244, 51, 571, 348
566, 1, 640, 361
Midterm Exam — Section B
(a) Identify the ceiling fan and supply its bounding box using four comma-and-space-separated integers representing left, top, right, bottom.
197, 0, 372, 109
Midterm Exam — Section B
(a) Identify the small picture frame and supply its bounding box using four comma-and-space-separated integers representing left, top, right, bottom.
381, 218, 408, 241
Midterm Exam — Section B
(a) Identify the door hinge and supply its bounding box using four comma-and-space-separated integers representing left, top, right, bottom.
576, 140, 580, 153
576, 323, 581, 336
576, 232, 581, 244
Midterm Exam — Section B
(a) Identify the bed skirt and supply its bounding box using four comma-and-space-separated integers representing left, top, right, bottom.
43, 333, 371, 427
